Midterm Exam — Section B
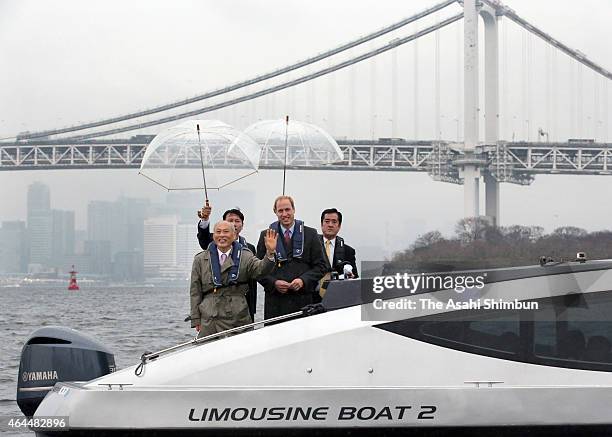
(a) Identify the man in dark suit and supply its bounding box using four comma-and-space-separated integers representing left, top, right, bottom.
256, 195, 327, 319
318, 208, 358, 298
196, 201, 258, 320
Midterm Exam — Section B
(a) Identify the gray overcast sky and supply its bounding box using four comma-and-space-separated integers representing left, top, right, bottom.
1, 0, 610, 135
1, 0, 611, 258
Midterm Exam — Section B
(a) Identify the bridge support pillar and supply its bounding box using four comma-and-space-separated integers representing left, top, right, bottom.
463, 0, 480, 218
463, 0, 478, 155
482, 6, 500, 226
481, 5, 499, 146
461, 165, 480, 218
484, 173, 499, 225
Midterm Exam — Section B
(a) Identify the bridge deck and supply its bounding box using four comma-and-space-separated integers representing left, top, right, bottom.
1, 140, 611, 185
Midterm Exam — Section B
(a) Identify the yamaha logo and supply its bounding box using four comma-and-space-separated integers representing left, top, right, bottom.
22, 370, 59, 382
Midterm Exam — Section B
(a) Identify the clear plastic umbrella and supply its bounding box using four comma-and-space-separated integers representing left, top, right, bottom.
242, 116, 343, 194
139, 120, 261, 199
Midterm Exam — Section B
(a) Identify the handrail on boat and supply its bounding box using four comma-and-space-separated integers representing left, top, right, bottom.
135, 304, 325, 376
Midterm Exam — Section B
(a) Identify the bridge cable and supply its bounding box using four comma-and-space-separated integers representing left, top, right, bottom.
68, 13, 464, 141
19, 0, 457, 141
483, 0, 612, 81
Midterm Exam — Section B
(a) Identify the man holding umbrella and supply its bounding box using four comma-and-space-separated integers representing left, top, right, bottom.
196, 201, 258, 320
256, 195, 327, 319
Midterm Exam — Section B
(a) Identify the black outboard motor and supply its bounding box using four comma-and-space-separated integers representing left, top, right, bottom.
17, 326, 115, 417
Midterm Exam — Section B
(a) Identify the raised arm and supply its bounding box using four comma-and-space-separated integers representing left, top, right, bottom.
197, 221, 212, 250
196, 200, 213, 250
256, 230, 278, 292
246, 230, 277, 278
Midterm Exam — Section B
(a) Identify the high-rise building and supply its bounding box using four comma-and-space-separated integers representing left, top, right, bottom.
86, 197, 151, 278
51, 210, 75, 268
84, 240, 111, 275
74, 230, 88, 254
27, 182, 50, 218
144, 215, 177, 275
121, 197, 150, 254
176, 222, 201, 269
0, 221, 27, 273
28, 214, 52, 267
88, 197, 150, 257
27, 182, 52, 267
87, 200, 115, 248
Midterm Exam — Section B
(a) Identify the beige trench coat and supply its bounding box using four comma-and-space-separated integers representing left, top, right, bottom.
190, 248, 274, 337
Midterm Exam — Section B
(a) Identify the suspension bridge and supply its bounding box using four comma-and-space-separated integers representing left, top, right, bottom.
2, 0, 611, 226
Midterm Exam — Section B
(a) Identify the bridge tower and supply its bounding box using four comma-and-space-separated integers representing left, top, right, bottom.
482, 3, 500, 225
460, 0, 500, 225
460, 0, 481, 219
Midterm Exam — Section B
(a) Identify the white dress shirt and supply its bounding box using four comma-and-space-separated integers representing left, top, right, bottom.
280, 222, 296, 238
323, 237, 335, 267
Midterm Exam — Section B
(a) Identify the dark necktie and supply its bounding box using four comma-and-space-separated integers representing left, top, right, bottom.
284, 229, 291, 247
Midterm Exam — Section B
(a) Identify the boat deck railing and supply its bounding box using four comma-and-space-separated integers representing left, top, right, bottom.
135, 304, 324, 376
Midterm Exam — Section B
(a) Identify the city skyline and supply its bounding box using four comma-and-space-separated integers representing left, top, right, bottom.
0, 181, 220, 278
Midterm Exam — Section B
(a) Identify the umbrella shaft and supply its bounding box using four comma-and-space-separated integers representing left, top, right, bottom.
197, 132, 209, 200
282, 118, 289, 195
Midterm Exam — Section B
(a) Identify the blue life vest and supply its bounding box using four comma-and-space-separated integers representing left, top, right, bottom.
208, 240, 243, 290
269, 220, 304, 261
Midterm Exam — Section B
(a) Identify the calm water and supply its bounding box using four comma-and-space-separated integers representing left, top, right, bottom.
1, 284, 259, 435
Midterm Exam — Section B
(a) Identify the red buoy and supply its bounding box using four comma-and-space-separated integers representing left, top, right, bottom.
68, 265, 80, 291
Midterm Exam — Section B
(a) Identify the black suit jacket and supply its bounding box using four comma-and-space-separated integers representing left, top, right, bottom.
197, 220, 257, 319
319, 234, 359, 278
256, 223, 327, 318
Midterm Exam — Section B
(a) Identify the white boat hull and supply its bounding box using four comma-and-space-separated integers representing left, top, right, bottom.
32, 261, 612, 435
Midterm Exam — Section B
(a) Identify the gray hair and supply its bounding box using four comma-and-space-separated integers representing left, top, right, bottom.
213, 220, 236, 233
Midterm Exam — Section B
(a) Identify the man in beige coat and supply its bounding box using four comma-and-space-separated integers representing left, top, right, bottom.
190, 220, 277, 338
